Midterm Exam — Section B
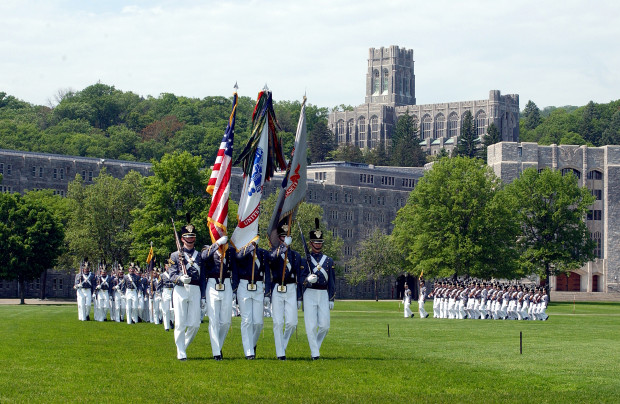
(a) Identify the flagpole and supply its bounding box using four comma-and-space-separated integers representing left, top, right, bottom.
280, 214, 294, 289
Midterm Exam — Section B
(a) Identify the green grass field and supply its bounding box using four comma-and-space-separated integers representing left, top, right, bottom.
1, 301, 619, 403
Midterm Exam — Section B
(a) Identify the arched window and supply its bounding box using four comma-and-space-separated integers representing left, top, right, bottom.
370, 116, 379, 148
434, 113, 446, 139
373, 70, 380, 94
347, 119, 354, 144
591, 231, 602, 258
561, 168, 581, 179
421, 115, 432, 140
448, 112, 459, 137
382, 69, 389, 94
336, 120, 345, 144
475, 111, 487, 136
358, 117, 366, 148
587, 170, 603, 180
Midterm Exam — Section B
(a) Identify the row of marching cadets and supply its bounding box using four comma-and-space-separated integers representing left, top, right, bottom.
427, 281, 550, 321
74, 259, 176, 328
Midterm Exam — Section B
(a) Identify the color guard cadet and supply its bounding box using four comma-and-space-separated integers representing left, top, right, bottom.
418, 279, 429, 318
169, 220, 207, 361
124, 264, 141, 324
202, 235, 233, 361
300, 220, 335, 360
160, 259, 175, 331
268, 223, 302, 360
233, 240, 270, 359
74, 260, 95, 321
95, 265, 112, 322
403, 283, 413, 318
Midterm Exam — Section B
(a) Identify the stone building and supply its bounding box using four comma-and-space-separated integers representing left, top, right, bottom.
328, 45, 520, 156
488, 142, 620, 294
0, 149, 424, 300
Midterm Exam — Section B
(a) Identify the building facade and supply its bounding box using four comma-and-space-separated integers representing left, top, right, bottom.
1, 149, 424, 300
328, 46, 520, 156
488, 142, 620, 294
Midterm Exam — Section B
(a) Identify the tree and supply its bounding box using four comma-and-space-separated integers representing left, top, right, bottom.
454, 110, 478, 158
506, 168, 596, 295
392, 157, 520, 280
480, 122, 501, 163
0, 193, 64, 304
579, 101, 600, 146
364, 140, 390, 166
327, 144, 364, 163
346, 228, 401, 301
308, 121, 336, 163
66, 168, 143, 268
130, 151, 213, 264
391, 110, 426, 167
522, 100, 542, 130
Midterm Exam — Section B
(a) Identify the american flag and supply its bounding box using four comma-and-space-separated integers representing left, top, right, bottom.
207, 92, 237, 244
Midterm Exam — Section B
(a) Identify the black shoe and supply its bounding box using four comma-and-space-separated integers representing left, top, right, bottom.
246, 355, 255, 360
178, 358, 187, 361
214, 355, 222, 361
254, 345, 257, 355
278, 356, 286, 361
424, 314, 429, 318
220, 351, 223, 359
410, 314, 414, 318
86, 315, 90, 321
165, 328, 170, 332
312, 356, 320, 360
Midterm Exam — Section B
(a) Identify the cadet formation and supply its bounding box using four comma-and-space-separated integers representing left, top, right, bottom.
73, 219, 336, 361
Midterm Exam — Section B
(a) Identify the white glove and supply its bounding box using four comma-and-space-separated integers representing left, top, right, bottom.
284, 236, 292, 246
253, 239, 259, 246
329, 301, 334, 310
297, 301, 302, 310
96, 285, 101, 290
113, 286, 118, 290
264, 296, 271, 306
180, 275, 191, 284
92, 293, 96, 299
216, 236, 228, 246
307, 274, 318, 284
200, 298, 206, 310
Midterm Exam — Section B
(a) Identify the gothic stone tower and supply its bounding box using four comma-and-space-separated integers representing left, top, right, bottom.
365, 46, 416, 107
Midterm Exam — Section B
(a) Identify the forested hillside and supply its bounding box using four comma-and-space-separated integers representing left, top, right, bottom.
0, 83, 330, 164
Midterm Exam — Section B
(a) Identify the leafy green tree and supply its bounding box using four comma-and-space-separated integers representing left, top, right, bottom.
391, 110, 426, 167
308, 121, 336, 163
364, 140, 390, 166
455, 110, 478, 158
130, 151, 212, 264
392, 157, 519, 280
0, 192, 64, 304
601, 110, 620, 145
480, 122, 501, 162
328, 144, 364, 163
66, 169, 143, 268
346, 228, 402, 300
505, 168, 596, 295
579, 101, 600, 146
522, 100, 542, 130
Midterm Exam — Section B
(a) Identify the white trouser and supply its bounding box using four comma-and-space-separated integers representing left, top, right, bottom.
207, 278, 232, 357
500, 302, 508, 319
173, 284, 202, 360
433, 299, 440, 318
111, 293, 121, 322
458, 300, 465, 319
238, 280, 264, 357
441, 298, 448, 318
76, 288, 91, 321
520, 302, 529, 320
152, 294, 162, 324
117, 294, 126, 321
418, 299, 428, 318
95, 290, 110, 321
303, 288, 330, 358
403, 298, 412, 318
162, 288, 174, 329
272, 283, 298, 358
125, 289, 139, 324
447, 299, 456, 319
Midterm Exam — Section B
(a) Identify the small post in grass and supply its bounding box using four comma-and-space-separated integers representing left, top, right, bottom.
520, 331, 522, 354
387, 324, 390, 337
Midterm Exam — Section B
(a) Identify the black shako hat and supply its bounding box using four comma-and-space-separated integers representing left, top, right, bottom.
180, 213, 196, 238
309, 218, 323, 243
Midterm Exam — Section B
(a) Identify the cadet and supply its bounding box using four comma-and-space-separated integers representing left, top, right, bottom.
112, 268, 125, 322
418, 279, 429, 318
403, 283, 413, 318
95, 265, 112, 321
160, 260, 175, 331
233, 240, 270, 359
124, 264, 141, 324
74, 260, 95, 321
202, 235, 232, 360
151, 268, 163, 325
268, 223, 302, 360
169, 220, 207, 361
300, 221, 335, 360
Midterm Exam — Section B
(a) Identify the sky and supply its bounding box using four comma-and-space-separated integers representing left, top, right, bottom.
2, 0, 620, 110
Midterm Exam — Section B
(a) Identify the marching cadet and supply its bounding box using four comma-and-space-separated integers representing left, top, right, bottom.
160, 259, 175, 331
268, 222, 303, 360
403, 283, 413, 318
202, 235, 233, 360
74, 260, 95, 321
151, 268, 163, 325
139, 269, 150, 323
169, 219, 207, 361
112, 268, 125, 322
300, 220, 335, 360
418, 279, 429, 318
233, 240, 270, 359
429, 281, 440, 318
95, 265, 112, 321
124, 264, 141, 324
